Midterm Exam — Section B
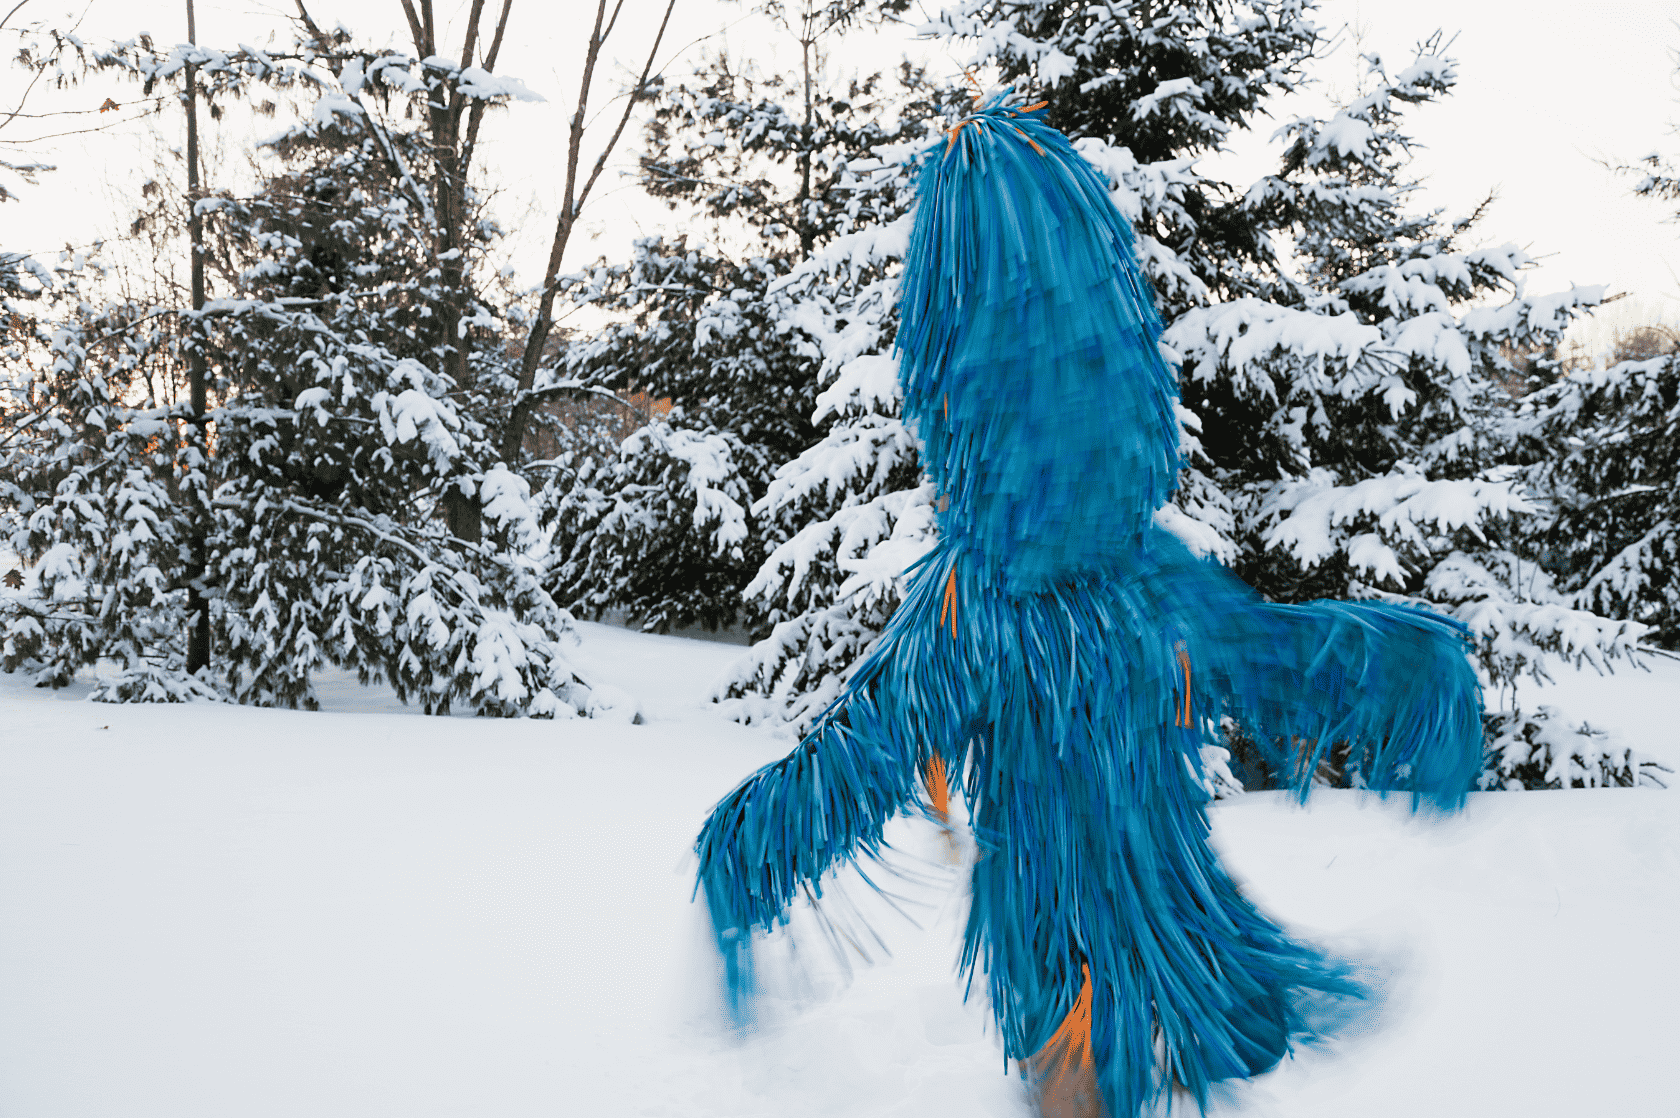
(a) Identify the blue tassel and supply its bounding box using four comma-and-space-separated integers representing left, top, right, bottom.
695, 95, 1482, 1117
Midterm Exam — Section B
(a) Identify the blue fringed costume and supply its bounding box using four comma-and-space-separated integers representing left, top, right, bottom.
695, 97, 1482, 1118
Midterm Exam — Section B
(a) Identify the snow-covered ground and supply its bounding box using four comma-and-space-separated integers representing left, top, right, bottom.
0, 623, 1675, 1118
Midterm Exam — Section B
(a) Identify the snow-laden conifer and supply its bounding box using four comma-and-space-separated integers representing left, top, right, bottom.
1, 290, 202, 695
1162, 41, 1644, 784
551, 419, 759, 634
547, 15, 949, 640
2, 33, 611, 717
1509, 125, 1680, 655
711, 199, 935, 727
1518, 353, 1680, 655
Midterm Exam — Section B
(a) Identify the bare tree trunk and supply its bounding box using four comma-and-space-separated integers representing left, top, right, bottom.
183, 0, 211, 674
394, 0, 511, 543
797, 8, 816, 262
500, 0, 677, 465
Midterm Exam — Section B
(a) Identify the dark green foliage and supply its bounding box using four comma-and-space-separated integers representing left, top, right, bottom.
1520, 354, 1680, 648
546, 32, 952, 635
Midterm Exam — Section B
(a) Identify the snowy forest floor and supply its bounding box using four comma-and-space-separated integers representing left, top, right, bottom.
1, 623, 1676, 1118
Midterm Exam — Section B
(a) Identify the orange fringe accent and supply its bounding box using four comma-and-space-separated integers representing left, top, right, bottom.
1037, 964, 1095, 1074
945, 97, 1049, 158
1173, 644, 1192, 728
946, 116, 983, 155
925, 754, 949, 820
939, 567, 959, 639
1027, 961, 1103, 1117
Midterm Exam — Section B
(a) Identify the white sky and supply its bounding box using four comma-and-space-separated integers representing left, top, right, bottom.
4, 0, 1679, 353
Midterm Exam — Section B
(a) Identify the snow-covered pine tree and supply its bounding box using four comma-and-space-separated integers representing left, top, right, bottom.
1511, 140, 1680, 658
1164, 39, 1654, 788
195, 52, 612, 717
3, 28, 625, 718
710, 180, 934, 727
547, 406, 761, 634
548, 4, 941, 643
1518, 348, 1680, 654
0, 18, 231, 698
927, 0, 1319, 317
0, 276, 222, 701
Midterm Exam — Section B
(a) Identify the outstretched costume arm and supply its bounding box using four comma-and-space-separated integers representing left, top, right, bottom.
1229, 597, 1484, 806
1144, 533, 1484, 808
695, 547, 979, 1009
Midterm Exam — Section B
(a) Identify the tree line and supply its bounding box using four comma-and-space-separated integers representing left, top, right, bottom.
2, 0, 1675, 789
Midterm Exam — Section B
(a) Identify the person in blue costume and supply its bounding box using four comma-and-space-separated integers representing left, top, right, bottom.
694, 93, 1483, 1118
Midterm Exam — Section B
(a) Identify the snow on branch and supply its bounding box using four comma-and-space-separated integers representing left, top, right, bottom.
813, 354, 902, 424
1164, 298, 1386, 396
1482, 706, 1670, 790
1263, 469, 1531, 579
454, 66, 543, 102
771, 214, 912, 295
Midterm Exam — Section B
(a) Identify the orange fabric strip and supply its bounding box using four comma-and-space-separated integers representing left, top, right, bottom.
1037, 963, 1095, 1074
1178, 645, 1192, 728
925, 754, 949, 820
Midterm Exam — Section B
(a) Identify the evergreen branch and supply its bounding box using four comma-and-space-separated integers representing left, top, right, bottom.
520, 380, 634, 406
45, 290, 390, 363
211, 496, 505, 570
0, 604, 108, 622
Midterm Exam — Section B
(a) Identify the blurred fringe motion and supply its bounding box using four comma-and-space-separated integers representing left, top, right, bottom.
695, 95, 1482, 1118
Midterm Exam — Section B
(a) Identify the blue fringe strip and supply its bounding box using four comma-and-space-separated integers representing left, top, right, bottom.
695, 97, 1482, 1118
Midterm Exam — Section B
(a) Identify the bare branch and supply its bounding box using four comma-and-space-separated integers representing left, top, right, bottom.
572, 0, 676, 228
419, 0, 437, 58
480, 0, 513, 69
600, 0, 628, 44
500, 0, 678, 461
457, 0, 489, 79
560, 0, 614, 243
0, 0, 32, 33
398, 0, 426, 56
4, 103, 168, 144
0, 64, 49, 134
449, 0, 489, 122
0, 97, 168, 120
292, 0, 328, 46
462, 0, 514, 168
